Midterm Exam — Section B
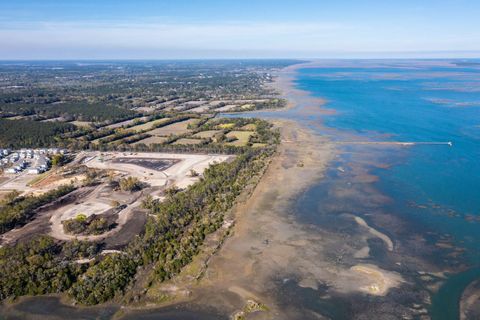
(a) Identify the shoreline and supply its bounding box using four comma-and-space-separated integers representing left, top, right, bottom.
167, 62, 405, 318
1, 63, 327, 319
1, 61, 430, 319
137, 63, 383, 318
130, 63, 341, 318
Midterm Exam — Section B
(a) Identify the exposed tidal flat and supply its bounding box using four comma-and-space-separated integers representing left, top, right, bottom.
2, 59, 480, 319
271, 59, 480, 320
203, 60, 480, 319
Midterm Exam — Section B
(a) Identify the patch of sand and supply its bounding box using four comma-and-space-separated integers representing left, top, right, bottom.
350, 264, 403, 296
354, 216, 394, 251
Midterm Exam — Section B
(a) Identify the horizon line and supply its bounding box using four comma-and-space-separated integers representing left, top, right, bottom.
1, 56, 479, 62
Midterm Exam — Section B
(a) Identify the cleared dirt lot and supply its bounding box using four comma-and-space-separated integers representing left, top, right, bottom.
84, 151, 232, 189
0, 172, 35, 195
112, 157, 179, 171
0, 190, 10, 201
0, 151, 233, 247
49, 184, 142, 242
49, 152, 231, 242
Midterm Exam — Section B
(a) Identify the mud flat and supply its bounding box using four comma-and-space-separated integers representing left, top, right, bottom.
159, 63, 425, 319
138, 119, 340, 319
461, 279, 480, 320
266, 62, 334, 116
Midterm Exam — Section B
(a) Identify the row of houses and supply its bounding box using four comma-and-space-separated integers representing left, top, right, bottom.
27, 156, 50, 174
0, 149, 62, 174
5, 160, 28, 174
4, 156, 51, 174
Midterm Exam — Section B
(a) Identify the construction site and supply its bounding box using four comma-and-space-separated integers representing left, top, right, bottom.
0, 151, 232, 249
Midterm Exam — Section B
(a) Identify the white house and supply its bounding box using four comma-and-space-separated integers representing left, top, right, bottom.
6, 168, 18, 174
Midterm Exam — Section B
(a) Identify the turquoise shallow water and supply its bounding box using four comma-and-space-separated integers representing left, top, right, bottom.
297, 61, 480, 258
293, 60, 480, 319
222, 60, 480, 319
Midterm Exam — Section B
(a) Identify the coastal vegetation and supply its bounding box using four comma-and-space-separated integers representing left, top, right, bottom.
0, 237, 99, 300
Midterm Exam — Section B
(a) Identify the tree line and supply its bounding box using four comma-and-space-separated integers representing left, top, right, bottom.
0, 102, 135, 123
0, 119, 76, 148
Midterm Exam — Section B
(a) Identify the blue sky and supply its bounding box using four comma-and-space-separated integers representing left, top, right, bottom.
1, 0, 479, 59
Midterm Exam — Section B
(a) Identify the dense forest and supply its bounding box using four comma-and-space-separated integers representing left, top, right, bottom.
0, 237, 99, 300
0, 102, 136, 122
0, 119, 76, 148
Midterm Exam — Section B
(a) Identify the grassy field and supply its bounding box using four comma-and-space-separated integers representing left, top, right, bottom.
172, 138, 204, 145
132, 136, 168, 145
128, 118, 171, 132
217, 123, 235, 129
147, 119, 198, 136
104, 116, 148, 129
241, 123, 257, 131
226, 131, 254, 146
252, 143, 267, 148
192, 130, 221, 138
